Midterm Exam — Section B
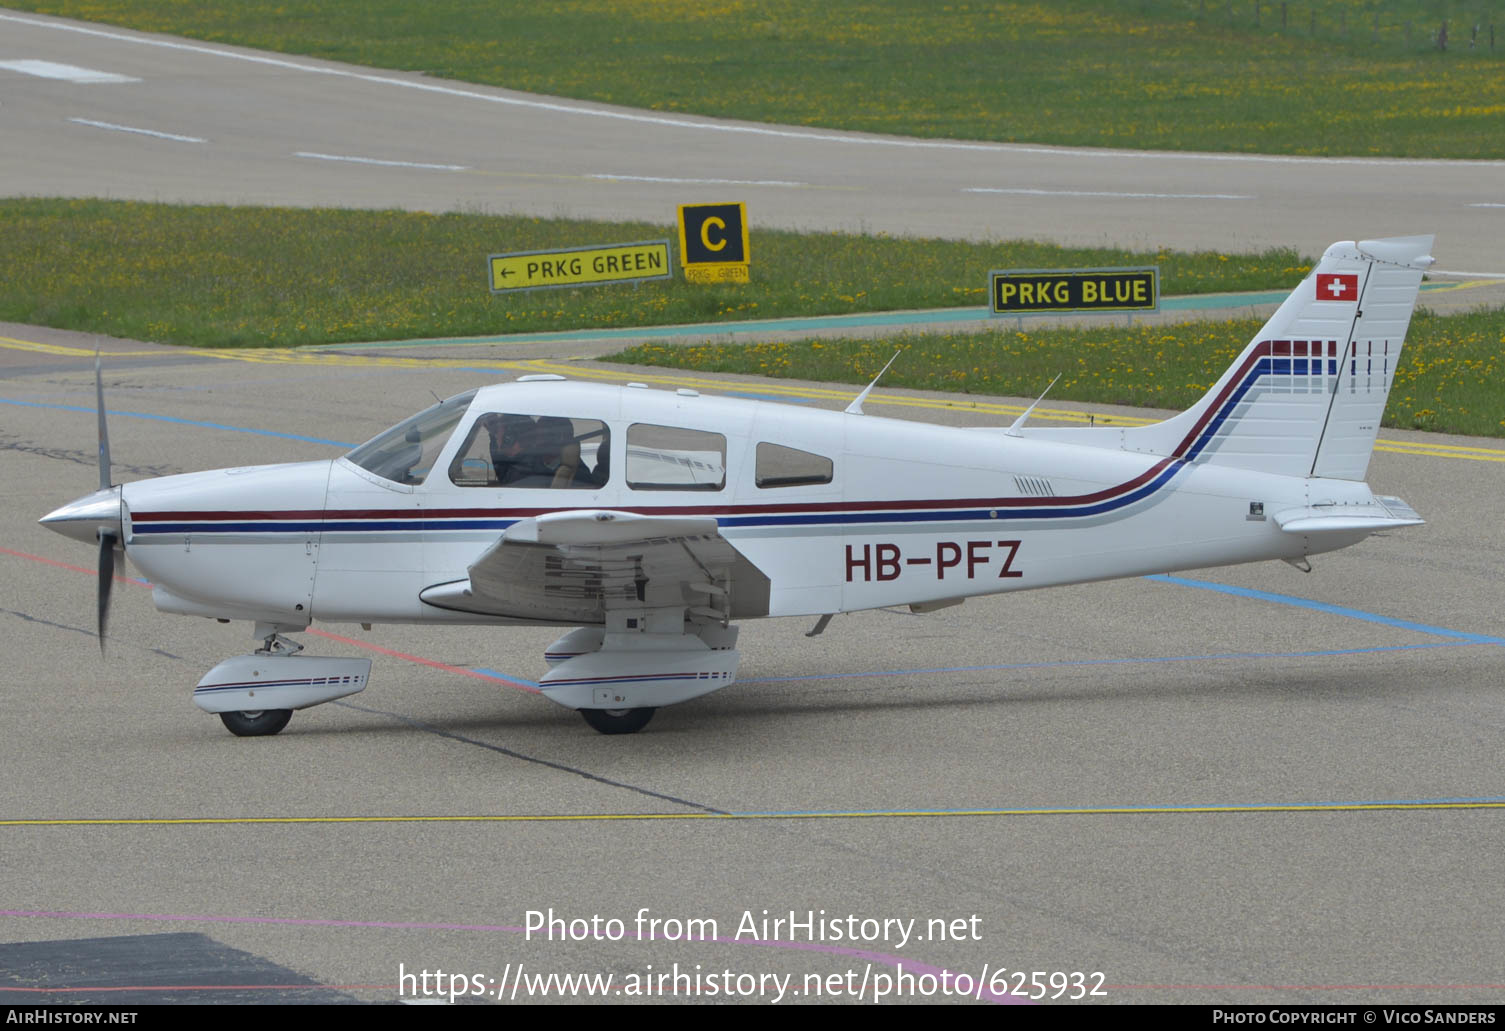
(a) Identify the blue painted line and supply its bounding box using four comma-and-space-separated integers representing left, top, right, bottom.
0, 397, 354, 448
1333, 795, 1505, 806
471, 667, 540, 689
1149, 575, 1505, 645
731, 794, 1505, 818
738, 641, 1472, 686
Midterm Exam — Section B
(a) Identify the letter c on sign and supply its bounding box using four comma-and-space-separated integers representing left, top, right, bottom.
700, 216, 728, 252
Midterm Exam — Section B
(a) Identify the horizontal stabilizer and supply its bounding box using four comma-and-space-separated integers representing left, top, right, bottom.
1273, 494, 1423, 535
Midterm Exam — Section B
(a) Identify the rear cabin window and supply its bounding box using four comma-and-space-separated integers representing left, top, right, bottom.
626, 423, 726, 491
448, 414, 610, 489
755, 442, 833, 488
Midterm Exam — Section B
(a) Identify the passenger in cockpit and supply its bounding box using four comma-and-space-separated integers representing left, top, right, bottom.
533, 416, 583, 488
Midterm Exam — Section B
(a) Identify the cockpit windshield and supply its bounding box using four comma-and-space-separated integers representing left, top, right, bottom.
344, 390, 477, 485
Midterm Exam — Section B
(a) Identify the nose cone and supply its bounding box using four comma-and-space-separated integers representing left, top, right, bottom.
40, 486, 123, 545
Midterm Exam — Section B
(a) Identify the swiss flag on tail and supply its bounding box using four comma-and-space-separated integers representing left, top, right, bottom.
1315, 273, 1359, 302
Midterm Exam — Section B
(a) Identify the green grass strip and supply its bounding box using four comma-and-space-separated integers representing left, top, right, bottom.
11, 0, 1505, 158
605, 307, 1505, 439
0, 199, 1309, 349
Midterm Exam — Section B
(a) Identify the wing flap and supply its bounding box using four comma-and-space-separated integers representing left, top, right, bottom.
503, 508, 718, 545
421, 510, 770, 623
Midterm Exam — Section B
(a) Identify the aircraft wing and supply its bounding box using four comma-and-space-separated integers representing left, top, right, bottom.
418, 509, 771, 624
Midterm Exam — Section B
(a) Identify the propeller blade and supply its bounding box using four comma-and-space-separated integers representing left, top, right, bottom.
96, 350, 112, 491
94, 351, 119, 653
97, 530, 117, 653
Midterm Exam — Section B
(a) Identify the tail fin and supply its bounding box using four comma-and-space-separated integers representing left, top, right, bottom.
1122, 235, 1433, 481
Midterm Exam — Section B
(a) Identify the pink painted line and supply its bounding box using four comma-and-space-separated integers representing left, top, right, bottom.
1116, 981, 1505, 991
2, 983, 389, 993
0, 545, 145, 585
0, 909, 1028, 1005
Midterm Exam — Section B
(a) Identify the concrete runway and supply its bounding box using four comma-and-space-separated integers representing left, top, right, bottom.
2, 327, 1503, 1005
2, 9, 1504, 1007
2, 7, 1504, 273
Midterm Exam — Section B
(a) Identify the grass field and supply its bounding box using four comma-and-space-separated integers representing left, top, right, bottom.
5, 6, 1498, 436
606, 306, 1505, 438
3, 199, 1495, 437
10, 0, 1505, 157
0, 199, 1311, 349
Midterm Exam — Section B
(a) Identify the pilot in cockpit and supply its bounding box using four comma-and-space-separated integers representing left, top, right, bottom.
481, 413, 590, 488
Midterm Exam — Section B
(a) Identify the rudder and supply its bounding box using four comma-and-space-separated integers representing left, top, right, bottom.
1310, 238, 1431, 479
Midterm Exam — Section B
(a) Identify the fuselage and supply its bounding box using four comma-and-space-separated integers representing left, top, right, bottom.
106, 378, 1376, 629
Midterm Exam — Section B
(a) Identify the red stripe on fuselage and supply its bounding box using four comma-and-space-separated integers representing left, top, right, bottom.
128, 457, 1177, 525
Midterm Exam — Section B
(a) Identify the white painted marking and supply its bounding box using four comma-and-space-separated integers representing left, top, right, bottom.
6, 12, 1503, 170
295, 151, 467, 171
965, 187, 1252, 200
68, 118, 204, 143
1467, 202, 1505, 208
588, 174, 806, 186
0, 58, 138, 83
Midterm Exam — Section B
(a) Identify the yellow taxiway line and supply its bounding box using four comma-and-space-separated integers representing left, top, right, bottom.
5, 800, 1504, 827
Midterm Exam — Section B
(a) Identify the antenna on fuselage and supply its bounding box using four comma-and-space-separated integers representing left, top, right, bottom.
1005, 373, 1062, 437
843, 350, 901, 416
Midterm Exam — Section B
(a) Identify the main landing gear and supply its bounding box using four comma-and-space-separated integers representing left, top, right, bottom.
579, 707, 657, 736
540, 612, 742, 736
219, 708, 294, 737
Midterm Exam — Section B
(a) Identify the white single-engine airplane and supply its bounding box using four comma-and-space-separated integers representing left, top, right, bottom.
42, 236, 1433, 735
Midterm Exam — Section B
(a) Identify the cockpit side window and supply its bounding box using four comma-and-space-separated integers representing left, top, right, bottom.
626, 424, 726, 491
448, 414, 610, 489
755, 442, 833, 488
344, 390, 477, 486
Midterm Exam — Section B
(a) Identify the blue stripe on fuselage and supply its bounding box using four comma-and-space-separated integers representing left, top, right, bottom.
135, 355, 1285, 536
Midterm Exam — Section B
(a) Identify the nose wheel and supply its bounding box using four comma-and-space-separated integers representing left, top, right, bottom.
579, 707, 656, 735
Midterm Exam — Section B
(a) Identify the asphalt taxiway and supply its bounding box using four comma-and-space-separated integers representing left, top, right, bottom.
2, 8, 1503, 1006
2, 327, 1502, 1005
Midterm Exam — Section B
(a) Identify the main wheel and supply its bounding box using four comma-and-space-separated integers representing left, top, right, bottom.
579, 707, 656, 735
219, 709, 293, 737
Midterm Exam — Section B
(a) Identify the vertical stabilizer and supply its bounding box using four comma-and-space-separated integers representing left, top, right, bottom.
1115, 236, 1431, 480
